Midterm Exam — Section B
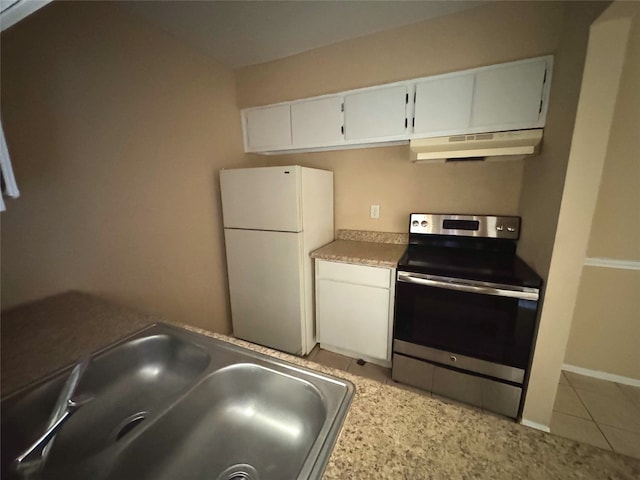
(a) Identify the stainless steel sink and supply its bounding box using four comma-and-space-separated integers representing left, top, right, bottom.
1, 324, 354, 480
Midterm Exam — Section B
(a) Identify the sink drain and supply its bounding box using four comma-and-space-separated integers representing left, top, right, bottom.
216, 464, 259, 480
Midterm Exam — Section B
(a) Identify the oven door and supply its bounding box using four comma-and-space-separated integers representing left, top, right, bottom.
394, 271, 539, 369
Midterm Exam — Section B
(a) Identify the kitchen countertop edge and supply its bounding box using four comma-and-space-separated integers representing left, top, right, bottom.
311, 239, 406, 268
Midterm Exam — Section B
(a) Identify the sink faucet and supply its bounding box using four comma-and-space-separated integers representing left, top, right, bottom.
13, 357, 93, 477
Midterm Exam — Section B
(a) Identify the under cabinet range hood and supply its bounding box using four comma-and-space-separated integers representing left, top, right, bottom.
409, 129, 543, 163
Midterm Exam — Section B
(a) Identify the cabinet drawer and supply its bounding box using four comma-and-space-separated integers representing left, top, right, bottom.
317, 260, 390, 288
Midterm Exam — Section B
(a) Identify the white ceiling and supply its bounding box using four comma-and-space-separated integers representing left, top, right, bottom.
119, 1, 486, 68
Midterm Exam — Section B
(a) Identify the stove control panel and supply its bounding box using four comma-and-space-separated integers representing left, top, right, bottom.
409, 213, 520, 239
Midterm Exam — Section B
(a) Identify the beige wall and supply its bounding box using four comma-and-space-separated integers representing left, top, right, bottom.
563, 8, 640, 379
522, 2, 637, 427
249, 148, 523, 233
565, 267, 640, 378
517, 2, 610, 278
0, 2, 247, 332
586, 13, 640, 262
236, 1, 570, 232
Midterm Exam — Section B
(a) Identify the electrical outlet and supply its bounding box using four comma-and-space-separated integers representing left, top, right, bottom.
370, 204, 380, 219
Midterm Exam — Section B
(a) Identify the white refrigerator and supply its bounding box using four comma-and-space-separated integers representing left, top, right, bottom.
219, 166, 334, 355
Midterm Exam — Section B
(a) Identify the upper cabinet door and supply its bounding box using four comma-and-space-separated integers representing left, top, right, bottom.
291, 96, 344, 148
244, 104, 292, 152
470, 58, 548, 130
344, 85, 408, 140
413, 74, 474, 135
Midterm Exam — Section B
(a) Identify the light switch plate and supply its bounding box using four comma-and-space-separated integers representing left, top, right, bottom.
370, 204, 380, 219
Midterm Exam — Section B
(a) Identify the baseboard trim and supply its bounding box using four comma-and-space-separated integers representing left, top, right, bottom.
520, 419, 550, 433
562, 363, 640, 387
584, 257, 640, 270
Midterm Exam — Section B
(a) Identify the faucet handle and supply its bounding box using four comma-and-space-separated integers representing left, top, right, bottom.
13, 410, 72, 474
13, 357, 93, 476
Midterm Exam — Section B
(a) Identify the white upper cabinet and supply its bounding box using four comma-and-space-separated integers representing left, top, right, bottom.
240, 55, 552, 154
291, 96, 344, 148
414, 56, 550, 137
413, 74, 474, 135
470, 57, 548, 130
344, 85, 408, 141
243, 104, 292, 152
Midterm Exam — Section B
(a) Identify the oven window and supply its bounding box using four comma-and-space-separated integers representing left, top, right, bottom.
394, 280, 537, 368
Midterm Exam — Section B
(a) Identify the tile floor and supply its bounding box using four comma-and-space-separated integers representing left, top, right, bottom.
306, 347, 640, 460
551, 371, 640, 459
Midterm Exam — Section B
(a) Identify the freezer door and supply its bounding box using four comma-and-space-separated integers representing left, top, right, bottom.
220, 166, 302, 232
224, 228, 305, 354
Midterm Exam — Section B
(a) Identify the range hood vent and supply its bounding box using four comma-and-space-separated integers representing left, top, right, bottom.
410, 129, 543, 163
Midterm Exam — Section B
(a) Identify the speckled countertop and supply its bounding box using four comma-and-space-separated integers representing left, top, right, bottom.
2, 292, 639, 479
311, 230, 408, 268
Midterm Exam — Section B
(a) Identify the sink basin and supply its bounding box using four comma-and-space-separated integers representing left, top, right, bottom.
1, 324, 354, 480
109, 363, 329, 480
1, 330, 211, 479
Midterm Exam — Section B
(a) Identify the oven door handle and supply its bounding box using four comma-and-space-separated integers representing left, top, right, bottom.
397, 272, 539, 301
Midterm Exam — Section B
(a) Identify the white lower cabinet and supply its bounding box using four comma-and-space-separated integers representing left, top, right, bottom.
315, 260, 394, 366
